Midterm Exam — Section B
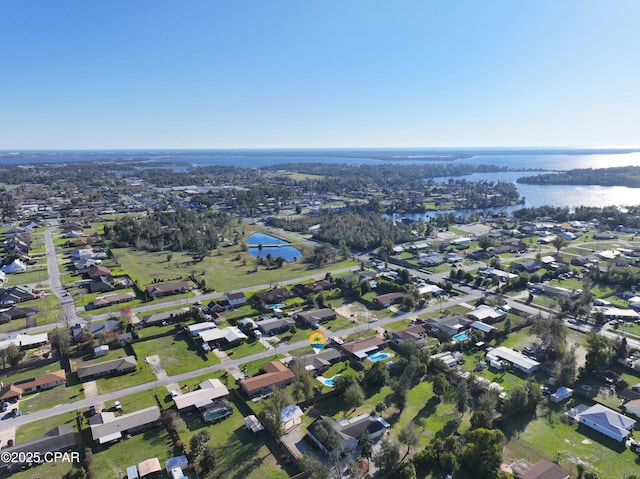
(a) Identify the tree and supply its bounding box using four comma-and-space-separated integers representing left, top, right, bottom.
470, 410, 492, 430
190, 430, 211, 457
552, 236, 568, 256
260, 387, 287, 438
359, 430, 373, 460
432, 373, 449, 397
398, 421, 419, 461
50, 328, 71, 355
531, 316, 567, 358
555, 344, 577, 387
299, 455, 331, 479
198, 445, 216, 475
291, 357, 315, 402
373, 437, 401, 474
462, 428, 504, 479
478, 235, 493, 251
362, 360, 389, 389
5, 343, 25, 367
456, 381, 469, 420
344, 382, 365, 410
584, 333, 615, 374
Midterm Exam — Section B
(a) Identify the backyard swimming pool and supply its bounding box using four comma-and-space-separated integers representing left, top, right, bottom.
317, 374, 341, 387
452, 332, 469, 342
367, 352, 392, 362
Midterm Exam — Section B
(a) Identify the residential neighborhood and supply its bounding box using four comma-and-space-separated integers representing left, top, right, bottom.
3, 161, 640, 479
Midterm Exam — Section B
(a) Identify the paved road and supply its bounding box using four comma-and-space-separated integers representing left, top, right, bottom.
0, 287, 483, 431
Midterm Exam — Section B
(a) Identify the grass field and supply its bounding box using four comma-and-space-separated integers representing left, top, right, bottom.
4, 268, 49, 286
133, 332, 221, 376
111, 243, 358, 293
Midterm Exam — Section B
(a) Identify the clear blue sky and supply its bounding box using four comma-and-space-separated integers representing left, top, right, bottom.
1, 0, 638, 149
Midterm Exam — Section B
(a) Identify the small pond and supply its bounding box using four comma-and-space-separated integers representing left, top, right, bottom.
246, 232, 302, 261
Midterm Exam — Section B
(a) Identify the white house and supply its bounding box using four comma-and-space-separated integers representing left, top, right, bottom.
2, 259, 26, 274
550, 386, 573, 403
577, 404, 635, 443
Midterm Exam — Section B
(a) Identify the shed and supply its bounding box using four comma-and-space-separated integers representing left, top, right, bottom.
281, 405, 303, 431
138, 458, 162, 478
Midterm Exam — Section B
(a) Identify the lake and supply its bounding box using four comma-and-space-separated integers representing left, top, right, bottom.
246, 232, 302, 261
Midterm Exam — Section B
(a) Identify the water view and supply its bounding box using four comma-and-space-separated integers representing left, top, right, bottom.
246, 232, 302, 262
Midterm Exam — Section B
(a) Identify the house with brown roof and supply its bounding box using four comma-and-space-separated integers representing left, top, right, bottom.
251, 287, 292, 305
0, 370, 66, 401
516, 460, 570, 479
145, 281, 193, 299
372, 292, 405, 309
292, 279, 334, 296
391, 324, 427, 344
82, 265, 112, 279
341, 336, 387, 360
223, 291, 247, 307
91, 292, 135, 308
240, 361, 295, 397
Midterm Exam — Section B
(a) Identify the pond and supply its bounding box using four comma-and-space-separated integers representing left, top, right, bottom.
246, 232, 302, 261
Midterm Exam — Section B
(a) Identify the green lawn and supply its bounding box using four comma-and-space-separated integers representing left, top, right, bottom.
95, 366, 151, 394
15, 410, 78, 442
18, 381, 85, 415
111, 238, 357, 293
504, 403, 639, 478
1, 360, 64, 383
4, 268, 49, 286
177, 394, 291, 479
90, 425, 174, 479
133, 332, 220, 376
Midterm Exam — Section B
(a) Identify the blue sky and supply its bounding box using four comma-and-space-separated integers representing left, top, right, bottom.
1, 0, 638, 149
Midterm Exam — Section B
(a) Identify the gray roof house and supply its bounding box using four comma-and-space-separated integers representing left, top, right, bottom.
90, 406, 161, 444
577, 404, 635, 443
0, 426, 77, 472
296, 308, 337, 325
77, 356, 137, 382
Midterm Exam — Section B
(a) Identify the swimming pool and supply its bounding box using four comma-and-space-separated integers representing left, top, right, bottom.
317, 374, 341, 387
367, 352, 392, 362
452, 332, 469, 342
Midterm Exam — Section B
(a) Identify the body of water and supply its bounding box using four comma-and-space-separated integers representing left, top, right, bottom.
3, 149, 640, 209
246, 232, 302, 261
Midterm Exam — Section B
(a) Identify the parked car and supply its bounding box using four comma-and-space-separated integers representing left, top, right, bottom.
114, 401, 122, 411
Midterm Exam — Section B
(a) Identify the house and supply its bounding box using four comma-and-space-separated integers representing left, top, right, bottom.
296, 308, 337, 325
2, 259, 28, 274
307, 414, 389, 455
622, 398, 640, 418
240, 361, 295, 397
145, 281, 193, 299
92, 292, 135, 308
577, 404, 635, 443
89, 276, 114, 293
416, 283, 443, 296
137, 458, 162, 478
296, 348, 343, 373
424, 315, 472, 337
469, 321, 496, 337
550, 387, 573, 403
142, 308, 188, 326
0, 332, 48, 350
252, 287, 292, 305
372, 292, 405, 308
418, 253, 444, 267
90, 406, 161, 444
391, 324, 427, 344
198, 326, 248, 347
173, 378, 230, 411
3, 306, 39, 320
467, 305, 506, 323
0, 370, 66, 401
187, 322, 218, 337
530, 283, 579, 300
0, 426, 77, 473
340, 336, 386, 360
490, 346, 540, 374
281, 404, 304, 431
511, 260, 540, 273
256, 317, 294, 336
73, 319, 122, 342
223, 291, 247, 307
292, 279, 334, 296
0, 285, 36, 304
76, 356, 137, 382
81, 264, 112, 279
478, 268, 517, 282
517, 460, 570, 479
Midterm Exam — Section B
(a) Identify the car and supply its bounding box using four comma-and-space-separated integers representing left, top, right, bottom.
2, 402, 9, 412
114, 401, 122, 411
195, 300, 202, 306
368, 317, 378, 323
89, 405, 97, 416
311, 322, 320, 330
170, 390, 179, 398
6, 439, 13, 447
